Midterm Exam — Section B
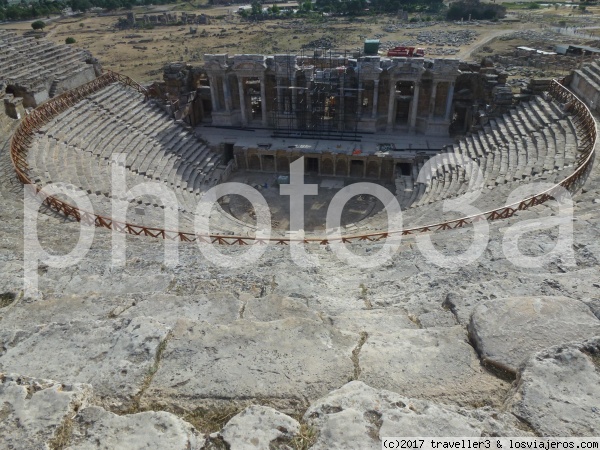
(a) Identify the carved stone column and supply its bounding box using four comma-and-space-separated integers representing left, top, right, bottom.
429, 81, 438, 119
291, 76, 297, 113
357, 82, 363, 117
445, 81, 455, 121
387, 78, 396, 127
277, 78, 283, 114
371, 79, 379, 119
223, 75, 232, 112
238, 76, 247, 126
209, 75, 220, 112
260, 76, 268, 126
409, 81, 421, 132
339, 85, 345, 130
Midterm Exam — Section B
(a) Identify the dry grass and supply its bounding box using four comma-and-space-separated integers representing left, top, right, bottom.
47, 417, 74, 450
0, 4, 532, 84
183, 405, 244, 434
0, 292, 16, 308
284, 422, 319, 450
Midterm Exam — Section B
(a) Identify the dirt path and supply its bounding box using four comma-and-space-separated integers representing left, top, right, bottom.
456, 25, 527, 60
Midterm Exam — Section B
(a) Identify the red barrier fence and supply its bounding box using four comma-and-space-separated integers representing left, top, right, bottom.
9, 74, 597, 245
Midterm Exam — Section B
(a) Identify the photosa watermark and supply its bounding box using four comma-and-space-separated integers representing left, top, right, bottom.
22, 155, 575, 297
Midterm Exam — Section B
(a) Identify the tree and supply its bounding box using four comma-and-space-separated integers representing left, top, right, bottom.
251, 0, 262, 15
271, 3, 279, 14
31, 20, 46, 30
301, 0, 312, 11
69, 0, 92, 12
65, 37, 76, 44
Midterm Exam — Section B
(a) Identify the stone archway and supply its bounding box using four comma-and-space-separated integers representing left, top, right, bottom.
248, 154, 261, 171
336, 159, 347, 177
321, 158, 334, 175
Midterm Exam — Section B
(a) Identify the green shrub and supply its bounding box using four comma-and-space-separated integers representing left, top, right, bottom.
31, 20, 46, 30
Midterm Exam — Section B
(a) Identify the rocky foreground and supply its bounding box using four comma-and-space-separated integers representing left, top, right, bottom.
0, 117, 599, 448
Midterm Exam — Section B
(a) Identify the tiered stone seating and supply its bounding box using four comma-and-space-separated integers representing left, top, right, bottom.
27, 82, 226, 232
0, 30, 93, 95
369, 95, 582, 230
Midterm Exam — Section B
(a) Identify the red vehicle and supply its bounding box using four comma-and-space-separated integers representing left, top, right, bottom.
387, 46, 425, 57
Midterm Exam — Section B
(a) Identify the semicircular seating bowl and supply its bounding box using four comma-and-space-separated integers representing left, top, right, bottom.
357, 95, 583, 233
23, 76, 586, 239
26, 82, 232, 233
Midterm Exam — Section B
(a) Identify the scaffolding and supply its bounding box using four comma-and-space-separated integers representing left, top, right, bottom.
271, 49, 367, 141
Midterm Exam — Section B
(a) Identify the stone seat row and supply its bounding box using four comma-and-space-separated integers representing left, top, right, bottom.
41, 82, 224, 196
1, 50, 88, 81
25, 82, 232, 232
412, 97, 579, 206
573, 61, 600, 95
375, 96, 583, 230
27, 136, 243, 235
412, 120, 575, 208
27, 137, 202, 230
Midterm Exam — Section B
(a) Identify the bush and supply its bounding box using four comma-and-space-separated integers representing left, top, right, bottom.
31, 20, 46, 30
65, 37, 76, 44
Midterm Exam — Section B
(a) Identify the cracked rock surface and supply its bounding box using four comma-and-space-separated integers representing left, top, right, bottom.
142, 317, 357, 411
220, 405, 300, 449
509, 337, 600, 436
0, 374, 92, 450
0, 317, 170, 409
67, 406, 205, 449
358, 326, 509, 406
304, 381, 532, 449
469, 296, 600, 373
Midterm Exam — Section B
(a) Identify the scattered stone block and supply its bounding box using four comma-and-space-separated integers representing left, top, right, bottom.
358, 327, 508, 405
221, 405, 299, 449
68, 406, 204, 449
0, 317, 170, 409
469, 296, 600, 374
509, 337, 600, 436
143, 318, 357, 410
305, 381, 531, 449
0, 374, 92, 450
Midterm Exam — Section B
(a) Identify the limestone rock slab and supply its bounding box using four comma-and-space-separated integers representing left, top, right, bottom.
327, 308, 417, 335
67, 406, 205, 449
0, 317, 170, 408
121, 293, 241, 326
469, 296, 600, 373
509, 337, 600, 436
143, 318, 357, 410
305, 381, 531, 449
221, 405, 299, 449
0, 374, 92, 450
358, 327, 508, 405
243, 293, 321, 322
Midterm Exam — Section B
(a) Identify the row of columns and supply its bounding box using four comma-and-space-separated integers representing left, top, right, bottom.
208, 74, 454, 128
243, 153, 387, 178
385, 79, 455, 130
386, 79, 421, 131
209, 74, 268, 127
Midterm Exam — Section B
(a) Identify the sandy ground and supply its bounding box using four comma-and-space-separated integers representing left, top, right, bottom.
2, 3, 600, 83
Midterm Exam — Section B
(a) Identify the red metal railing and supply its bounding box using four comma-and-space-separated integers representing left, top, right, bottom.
9, 73, 597, 245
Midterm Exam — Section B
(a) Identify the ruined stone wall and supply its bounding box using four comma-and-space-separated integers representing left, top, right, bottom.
161, 53, 462, 136
53, 66, 98, 97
